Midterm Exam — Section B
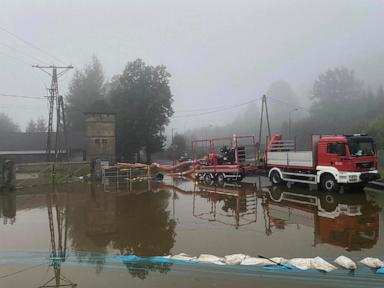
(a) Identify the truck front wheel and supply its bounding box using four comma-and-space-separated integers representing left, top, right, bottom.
270, 170, 285, 186
321, 174, 340, 193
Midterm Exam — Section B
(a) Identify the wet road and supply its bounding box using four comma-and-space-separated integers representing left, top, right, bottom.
0, 177, 383, 287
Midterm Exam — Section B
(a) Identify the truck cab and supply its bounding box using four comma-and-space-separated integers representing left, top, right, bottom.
317, 134, 379, 190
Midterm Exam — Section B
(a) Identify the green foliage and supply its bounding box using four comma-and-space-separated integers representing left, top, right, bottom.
109, 59, 174, 162
0, 113, 19, 134
66, 56, 105, 131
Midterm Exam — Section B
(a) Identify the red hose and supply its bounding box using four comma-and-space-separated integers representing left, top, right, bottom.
151, 160, 194, 171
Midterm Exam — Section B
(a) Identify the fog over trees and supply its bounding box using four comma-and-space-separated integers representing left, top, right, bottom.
66, 56, 106, 132
0, 113, 19, 134
183, 66, 384, 152
0, 1, 383, 161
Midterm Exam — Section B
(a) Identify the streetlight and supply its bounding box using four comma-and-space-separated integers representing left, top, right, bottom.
289, 108, 299, 139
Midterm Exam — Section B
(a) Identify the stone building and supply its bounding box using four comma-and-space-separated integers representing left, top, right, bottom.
84, 100, 116, 162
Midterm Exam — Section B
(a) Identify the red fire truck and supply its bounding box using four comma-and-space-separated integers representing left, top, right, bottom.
266, 134, 380, 192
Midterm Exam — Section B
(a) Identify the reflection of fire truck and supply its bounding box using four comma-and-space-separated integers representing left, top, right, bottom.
262, 186, 380, 250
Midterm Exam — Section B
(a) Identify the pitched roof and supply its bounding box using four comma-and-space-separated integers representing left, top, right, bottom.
0, 132, 86, 151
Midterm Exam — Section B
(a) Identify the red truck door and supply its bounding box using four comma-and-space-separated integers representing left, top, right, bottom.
318, 142, 346, 169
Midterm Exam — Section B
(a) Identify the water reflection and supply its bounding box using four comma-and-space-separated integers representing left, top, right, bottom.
165, 178, 381, 251
261, 185, 381, 251
0, 191, 16, 224
192, 182, 257, 229
123, 261, 172, 280
1, 177, 383, 282
67, 182, 176, 278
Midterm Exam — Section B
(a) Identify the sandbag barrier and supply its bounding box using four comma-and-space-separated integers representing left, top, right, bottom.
114, 254, 384, 274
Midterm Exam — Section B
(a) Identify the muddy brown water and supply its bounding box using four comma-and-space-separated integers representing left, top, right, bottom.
0, 177, 383, 287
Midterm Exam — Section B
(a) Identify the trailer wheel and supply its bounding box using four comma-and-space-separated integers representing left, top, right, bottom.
321, 174, 340, 193
204, 173, 213, 184
270, 170, 284, 186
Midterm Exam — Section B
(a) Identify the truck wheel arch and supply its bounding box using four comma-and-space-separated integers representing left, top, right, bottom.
268, 167, 283, 179
269, 168, 286, 186
317, 167, 338, 183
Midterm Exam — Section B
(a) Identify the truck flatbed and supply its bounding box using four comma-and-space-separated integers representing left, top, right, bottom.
267, 151, 314, 169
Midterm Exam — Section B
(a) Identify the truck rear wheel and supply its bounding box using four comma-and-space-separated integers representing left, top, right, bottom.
321, 174, 340, 193
270, 170, 284, 186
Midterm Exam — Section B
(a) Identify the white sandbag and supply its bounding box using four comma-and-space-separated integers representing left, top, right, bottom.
311, 257, 337, 272
241, 257, 277, 266
224, 254, 248, 265
288, 258, 312, 270
270, 257, 288, 264
171, 253, 196, 261
196, 254, 225, 265
360, 257, 384, 269
334, 256, 356, 270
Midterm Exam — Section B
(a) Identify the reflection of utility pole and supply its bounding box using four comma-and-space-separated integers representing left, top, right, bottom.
288, 108, 299, 139
261, 196, 272, 236
171, 128, 176, 165
40, 182, 76, 288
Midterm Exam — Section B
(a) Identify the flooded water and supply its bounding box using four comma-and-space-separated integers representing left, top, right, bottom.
0, 177, 383, 287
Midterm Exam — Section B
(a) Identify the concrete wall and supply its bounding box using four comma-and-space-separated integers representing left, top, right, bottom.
85, 113, 116, 162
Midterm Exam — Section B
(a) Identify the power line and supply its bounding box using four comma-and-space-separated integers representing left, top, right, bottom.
0, 93, 46, 100
267, 95, 311, 112
173, 98, 261, 118
0, 42, 48, 65
176, 103, 242, 113
0, 26, 67, 65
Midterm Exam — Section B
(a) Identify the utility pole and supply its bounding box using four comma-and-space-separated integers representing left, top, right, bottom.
257, 95, 271, 161
32, 65, 73, 162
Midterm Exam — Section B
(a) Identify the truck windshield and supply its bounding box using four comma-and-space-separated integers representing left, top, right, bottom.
348, 139, 375, 157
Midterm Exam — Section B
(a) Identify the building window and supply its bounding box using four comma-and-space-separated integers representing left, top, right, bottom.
102, 139, 108, 144
95, 139, 100, 144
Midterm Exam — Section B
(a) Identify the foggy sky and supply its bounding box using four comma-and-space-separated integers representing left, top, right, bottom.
0, 0, 383, 135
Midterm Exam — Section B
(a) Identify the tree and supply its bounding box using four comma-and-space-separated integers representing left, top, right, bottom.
26, 119, 37, 132
167, 133, 187, 160
66, 56, 105, 131
0, 113, 19, 134
36, 117, 47, 132
109, 59, 174, 162
26, 117, 47, 132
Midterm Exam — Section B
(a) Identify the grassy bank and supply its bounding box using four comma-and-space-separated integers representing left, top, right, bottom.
16, 161, 90, 188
